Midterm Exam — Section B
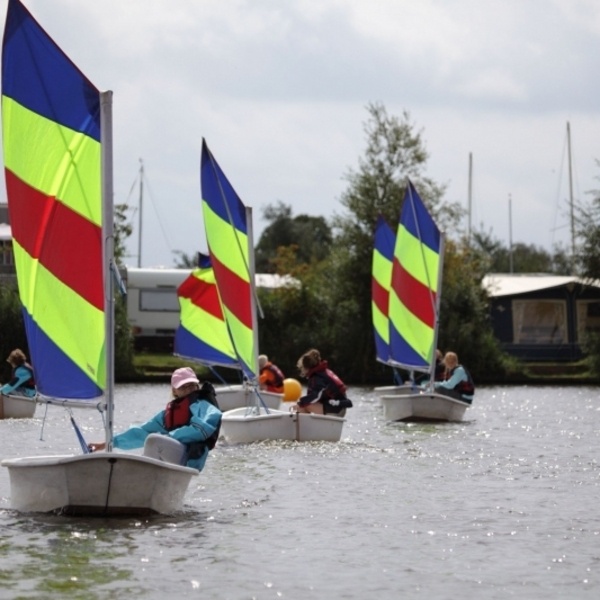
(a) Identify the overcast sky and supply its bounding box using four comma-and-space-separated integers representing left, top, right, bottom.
1, 0, 599, 268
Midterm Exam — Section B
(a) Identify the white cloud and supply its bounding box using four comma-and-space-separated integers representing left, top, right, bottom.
1, 0, 599, 267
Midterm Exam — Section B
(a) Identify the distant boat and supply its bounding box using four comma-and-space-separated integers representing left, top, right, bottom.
200, 140, 346, 443
174, 253, 282, 411
380, 180, 470, 422
1, 0, 197, 515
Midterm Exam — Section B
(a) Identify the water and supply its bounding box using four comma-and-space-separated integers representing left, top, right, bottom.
0, 385, 599, 599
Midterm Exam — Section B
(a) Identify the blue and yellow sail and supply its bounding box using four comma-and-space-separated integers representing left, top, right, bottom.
389, 180, 443, 372
372, 215, 395, 364
200, 139, 257, 379
2, 0, 104, 398
174, 253, 238, 368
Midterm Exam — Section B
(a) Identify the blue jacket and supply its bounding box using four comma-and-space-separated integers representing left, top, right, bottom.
1, 365, 36, 397
114, 399, 222, 471
434, 365, 475, 401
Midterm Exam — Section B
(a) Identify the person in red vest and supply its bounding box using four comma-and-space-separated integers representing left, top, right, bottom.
88, 367, 222, 471
258, 354, 285, 393
293, 348, 352, 416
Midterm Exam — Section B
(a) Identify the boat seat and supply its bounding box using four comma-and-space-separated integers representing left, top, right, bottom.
143, 434, 187, 465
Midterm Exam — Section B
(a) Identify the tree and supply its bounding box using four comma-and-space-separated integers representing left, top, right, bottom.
575, 167, 600, 375
255, 202, 333, 272
114, 203, 137, 378
471, 228, 571, 274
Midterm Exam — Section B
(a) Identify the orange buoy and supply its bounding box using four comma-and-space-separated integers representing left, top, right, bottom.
282, 378, 302, 402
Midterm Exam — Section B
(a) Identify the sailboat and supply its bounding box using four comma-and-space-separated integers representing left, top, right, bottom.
1, 0, 197, 515
371, 215, 414, 397
0, 393, 36, 419
174, 253, 282, 411
200, 140, 346, 443
380, 181, 470, 422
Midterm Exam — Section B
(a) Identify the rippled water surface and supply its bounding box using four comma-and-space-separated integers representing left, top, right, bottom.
1, 384, 599, 599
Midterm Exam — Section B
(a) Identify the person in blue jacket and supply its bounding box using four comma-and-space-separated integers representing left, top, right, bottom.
1, 348, 36, 398
88, 367, 222, 471
434, 351, 475, 404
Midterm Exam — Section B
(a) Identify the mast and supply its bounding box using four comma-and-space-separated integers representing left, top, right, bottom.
137, 159, 144, 268
101, 90, 115, 452
246, 205, 260, 379
429, 231, 445, 387
567, 121, 575, 264
468, 152, 473, 244
508, 193, 513, 273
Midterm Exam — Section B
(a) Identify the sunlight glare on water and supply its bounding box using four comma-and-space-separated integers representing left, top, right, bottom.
0, 384, 598, 599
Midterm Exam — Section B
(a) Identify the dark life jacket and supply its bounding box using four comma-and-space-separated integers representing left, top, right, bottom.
307, 362, 353, 409
163, 382, 221, 453
449, 366, 475, 396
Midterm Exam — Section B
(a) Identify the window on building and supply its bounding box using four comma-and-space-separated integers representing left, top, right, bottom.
576, 300, 600, 342
512, 299, 567, 344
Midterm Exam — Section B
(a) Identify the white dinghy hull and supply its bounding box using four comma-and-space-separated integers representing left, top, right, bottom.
381, 391, 469, 422
0, 394, 36, 419
1, 453, 198, 516
220, 407, 345, 444
215, 385, 282, 412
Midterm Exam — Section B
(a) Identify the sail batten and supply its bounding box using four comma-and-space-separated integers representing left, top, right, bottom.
2, 0, 105, 400
389, 181, 442, 372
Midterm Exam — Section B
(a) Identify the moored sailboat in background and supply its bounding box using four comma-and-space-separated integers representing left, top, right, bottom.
200, 140, 346, 443
1, 0, 198, 515
380, 181, 470, 422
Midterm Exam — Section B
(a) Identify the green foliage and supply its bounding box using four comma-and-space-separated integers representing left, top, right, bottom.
114, 203, 132, 267
471, 228, 571, 274
255, 201, 333, 272
114, 295, 138, 380
582, 331, 600, 377
172, 250, 198, 268
438, 240, 512, 381
0, 283, 28, 381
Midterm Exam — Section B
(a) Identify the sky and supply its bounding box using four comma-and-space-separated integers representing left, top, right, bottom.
1, 0, 599, 268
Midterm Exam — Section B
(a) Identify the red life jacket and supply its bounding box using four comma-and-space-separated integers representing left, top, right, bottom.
164, 394, 195, 431
163, 384, 222, 450
308, 361, 347, 398
261, 362, 285, 390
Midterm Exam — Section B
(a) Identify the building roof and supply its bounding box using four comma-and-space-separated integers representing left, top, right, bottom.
483, 273, 600, 298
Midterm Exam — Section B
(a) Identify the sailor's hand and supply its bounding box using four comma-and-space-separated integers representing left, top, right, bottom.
88, 442, 105, 452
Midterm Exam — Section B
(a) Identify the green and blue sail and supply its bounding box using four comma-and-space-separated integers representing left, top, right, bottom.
2, 0, 105, 398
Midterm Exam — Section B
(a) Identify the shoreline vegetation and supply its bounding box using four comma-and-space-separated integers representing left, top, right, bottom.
128, 353, 600, 387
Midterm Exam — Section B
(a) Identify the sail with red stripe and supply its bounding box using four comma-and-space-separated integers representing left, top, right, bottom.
2, 0, 105, 399
200, 139, 258, 380
174, 253, 238, 368
389, 180, 443, 373
372, 215, 395, 364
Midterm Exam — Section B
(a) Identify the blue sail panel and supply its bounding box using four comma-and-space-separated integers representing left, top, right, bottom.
23, 309, 102, 398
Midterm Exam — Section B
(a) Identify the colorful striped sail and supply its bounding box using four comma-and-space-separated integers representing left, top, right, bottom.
389, 180, 443, 373
200, 139, 258, 380
174, 253, 238, 368
2, 0, 105, 399
372, 215, 396, 364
